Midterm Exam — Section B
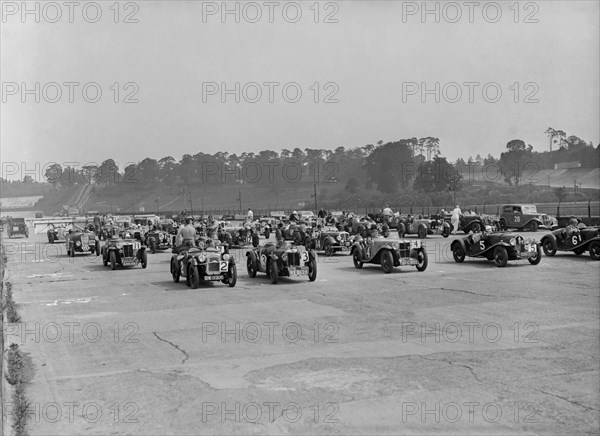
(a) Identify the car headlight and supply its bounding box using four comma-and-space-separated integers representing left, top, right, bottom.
510, 238, 516, 245
282, 252, 288, 261
222, 254, 229, 261
76, 241, 81, 246
198, 254, 206, 262
336, 235, 341, 241
392, 242, 399, 249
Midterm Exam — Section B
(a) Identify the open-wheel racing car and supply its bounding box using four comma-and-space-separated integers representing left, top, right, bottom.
170, 239, 237, 288
146, 228, 175, 253
65, 229, 97, 256
351, 236, 428, 273
246, 241, 317, 284
219, 222, 260, 247
540, 225, 600, 260
398, 215, 450, 239
99, 236, 148, 270
451, 232, 541, 267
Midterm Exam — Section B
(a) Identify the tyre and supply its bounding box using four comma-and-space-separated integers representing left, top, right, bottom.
227, 263, 237, 287
308, 257, 317, 281
110, 251, 117, 270
189, 265, 200, 289
171, 258, 180, 283
103, 249, 108, 266
269, 260, 278, 284
150, 239, 156, 254
573, 247, 585, 256
252, 234, 260, 247
140, 250, 148, 268
294, 232, 302, 246
380, 250, 394, 273
442, 224, 450, 238
471, 222, 482, 233
493, 246, 508, 267
246, 256, 257, 278
70, 245, 75, 257
529, 221, 538, 232
417, 225, 427, 239
528, 243, 542, 265
542, 238, 557, 256
95, 240, 100, 256
589, 241, 600, 261
264, 228, 270, 239
324, 242, 333, 257
304, 236, 312, 251
452, 244, 465, 263
353, 250, 363, 269
499, 219, 508, 231
398, 223, 406, 238
416, 248, 428, 271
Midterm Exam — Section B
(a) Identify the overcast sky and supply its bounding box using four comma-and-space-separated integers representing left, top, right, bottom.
1, 1, 598, 180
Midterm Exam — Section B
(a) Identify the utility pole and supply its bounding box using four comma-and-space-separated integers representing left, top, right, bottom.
188, 192, 193, 217
237, 190, 242, 213
155, 197, 160, 214
311, 183, 318, 213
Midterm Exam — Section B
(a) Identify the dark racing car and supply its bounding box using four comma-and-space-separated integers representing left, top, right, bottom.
246, 240, 317, 284
99, 236, 148, 270
65, 229, 97, 256
451, 232, 541, 267
170, 239, 237, 288
540, 225, 600, 260
305, 226, 353, 256
351, 236, 428, 273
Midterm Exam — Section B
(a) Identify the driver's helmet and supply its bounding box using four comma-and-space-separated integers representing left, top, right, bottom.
569, 218, 578, 226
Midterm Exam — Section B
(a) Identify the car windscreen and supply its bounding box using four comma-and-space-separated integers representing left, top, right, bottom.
521, 205, 538, 214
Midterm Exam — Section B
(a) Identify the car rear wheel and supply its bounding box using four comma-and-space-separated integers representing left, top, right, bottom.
264, 228, 270, 239
442, 224, 450, 238
542, 238, 557, 256
589, 241, 600, 261
381, 250, 394, 274
529, 221, 538, 232
417, 225, 427, 239
171, 258, 180, 283
269, 260, 279, 284
353, 250, 363, 269
150, 239, 156, 254
246, 256, 257, 278
110, 251, 117, 270
226, 263, 237, 287
140, 250, 148, 268
95, 240, 100, 256
416, 248, 428, 271
324, 242, 333, 257
103, 250, 108, 266
308, 257, 317, 281
189, 265, 200, 289
452, 244, 465, 263
471, 223, 482, 233
493, 246, 508, 267
528, 243, 542, 265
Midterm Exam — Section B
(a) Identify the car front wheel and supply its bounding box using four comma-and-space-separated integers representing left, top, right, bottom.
226, 263, 237, 287
416, 248, 428, 272
308, 257, 317, 281
542, 238, 557, 256
493, 246, 508, 267
110, 251, 117, 270
589, 241, 600, 261
140, 250, 148, 268
452, 244, 465, 263
528, 243, 542, 265
171, 258, 180, 283
189, 265, 200, 289
353, 250, 363, 269
269, 261, 279, 284
381, 250, 394, 273
247, 256, 257, 278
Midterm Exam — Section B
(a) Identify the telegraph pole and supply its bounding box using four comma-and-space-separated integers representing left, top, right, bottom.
237, 190, 242, 213
312, 183, 318, 213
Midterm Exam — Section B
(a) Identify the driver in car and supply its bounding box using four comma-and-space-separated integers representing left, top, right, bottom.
563, 218, 581, 238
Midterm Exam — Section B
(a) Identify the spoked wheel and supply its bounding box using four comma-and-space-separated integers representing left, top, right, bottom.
416, 248, 428, 271
171, 258, 181, 283
324, 242, 333, 257
452, 244, 465, 263
226, 263, 237, 287
381, 250, 394, 274
110, 251, 117, 270
542, 238, 557, 256
493, 246, 508, 267
247, 256, 257, 277
417, 225, 427, 239
308, 257, 317, 281
353, 250, 363, 269
140, 250, 148, 268
471, 223, 482, 233
269, 260, 279, 284
442, 224, 451, 238
589, 241, 600, 261
189, 265, 200, 289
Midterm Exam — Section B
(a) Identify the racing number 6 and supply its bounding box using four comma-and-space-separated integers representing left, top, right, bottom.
572, 235, 581, 245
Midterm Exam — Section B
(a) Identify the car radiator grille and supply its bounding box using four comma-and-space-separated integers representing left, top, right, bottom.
288, 252, 301, 266
208, 261, 220, 272
123, 245, 134, 257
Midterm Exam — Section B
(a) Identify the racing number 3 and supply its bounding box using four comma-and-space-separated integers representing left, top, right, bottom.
301, 251, 309, 262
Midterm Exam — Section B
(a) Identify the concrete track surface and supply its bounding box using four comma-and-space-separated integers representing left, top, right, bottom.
2, 229, 599, 435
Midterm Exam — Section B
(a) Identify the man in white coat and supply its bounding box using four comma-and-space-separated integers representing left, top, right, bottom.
451, 205, 462, 234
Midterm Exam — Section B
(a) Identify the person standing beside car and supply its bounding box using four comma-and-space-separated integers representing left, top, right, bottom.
93, 213, 101, 235
175, 218, 196, 251
451, 205, 462, 234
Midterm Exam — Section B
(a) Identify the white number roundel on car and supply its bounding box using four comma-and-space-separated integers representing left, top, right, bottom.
260, 254, 267, 269
220, 261, 228, 271
572, 235, 580, 245
479, 241, 485, 251
301, 251, 309, 262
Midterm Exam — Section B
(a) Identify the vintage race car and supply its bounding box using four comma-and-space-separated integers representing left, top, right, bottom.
541, 226, 600, 260
6, 218, 28, 238
47, 224, 69, 243
99, 237, 147, 270
146, 229, 175, 253
170, 242, 236, 288
65, 230, 97, 256
119, 226, 146, 244
219, 222, 260, 247
276, 223, 313, 245
351, 236, 428, 273
499, 204, 544, 232
398, 216, 450, 239
539, 214, 559, 230
253, 218, 275, 239
451, 232, 541, 267
305, 227, 353, 255
246, 241, 317, 284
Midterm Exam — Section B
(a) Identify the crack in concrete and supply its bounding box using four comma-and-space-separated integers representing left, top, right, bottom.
153, 332, 189, 364
418, 355, 483, 383
539, 389, 599, 412
439, 287, 496, 297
